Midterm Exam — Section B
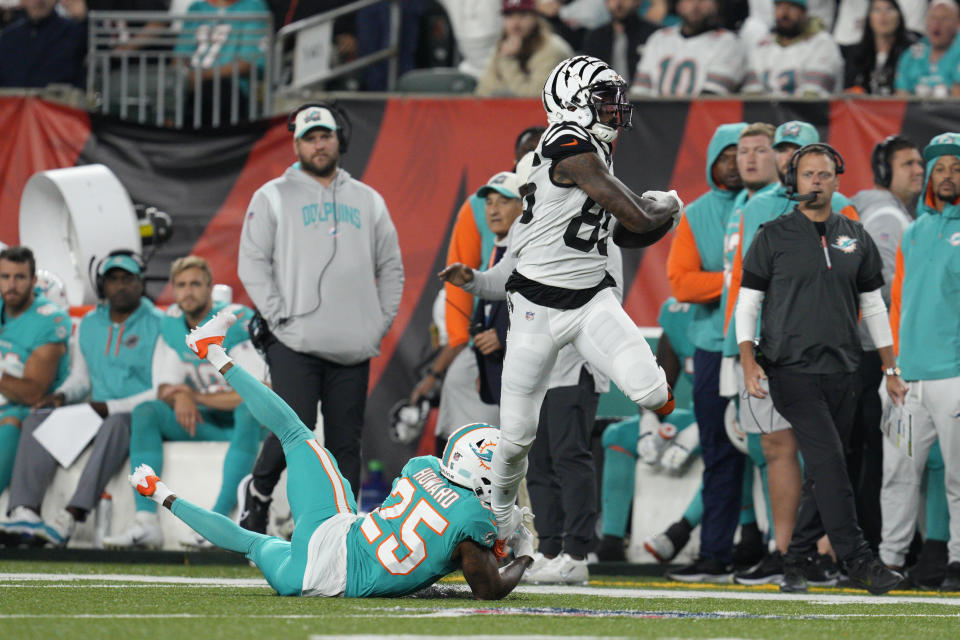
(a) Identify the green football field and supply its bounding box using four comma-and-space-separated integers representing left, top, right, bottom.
2, 560, 959, 640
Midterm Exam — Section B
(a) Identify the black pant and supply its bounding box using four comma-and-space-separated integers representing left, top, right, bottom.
768, 367, 871, 563
849, 349, 884, 552
251, 338, 369, 498
526, 367, 600, 557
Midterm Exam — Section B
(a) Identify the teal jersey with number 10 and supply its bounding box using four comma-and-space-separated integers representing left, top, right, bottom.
344, 456, 498, 597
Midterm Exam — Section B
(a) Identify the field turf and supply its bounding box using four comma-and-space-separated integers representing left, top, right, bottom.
2, 560, 959, 639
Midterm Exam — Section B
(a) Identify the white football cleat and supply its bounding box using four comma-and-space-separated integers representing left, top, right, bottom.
185, 311, 237, 359
523, 553, 589, 585
102, 512, 163, 549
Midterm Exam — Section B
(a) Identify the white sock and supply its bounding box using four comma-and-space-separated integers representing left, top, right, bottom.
206, 343, 232, 371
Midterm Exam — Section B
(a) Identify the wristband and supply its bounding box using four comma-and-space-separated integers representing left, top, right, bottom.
883, 367, 901, 377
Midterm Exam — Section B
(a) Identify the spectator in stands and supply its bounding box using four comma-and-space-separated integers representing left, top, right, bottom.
743, 0, 844, 96
0, 253, 165, 548
356, 0, 428, 91
61, 0, 173, 55
103, 256, 265, 549
475, 0, 573, 97
0, 0, 87, 88
410, 126, 542, 455
895, 0, 960, 97
581, 0, 658, 84
630, 0, 745, 97
665, 123, 750, 583
174, 0, 271, 125
438, 0, 502, 79
887, 132, 960, 590
844, 0, 919, 95
0, 247, 69, 499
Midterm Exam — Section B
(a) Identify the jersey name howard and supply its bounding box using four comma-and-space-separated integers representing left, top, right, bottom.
511, 122, 615, 289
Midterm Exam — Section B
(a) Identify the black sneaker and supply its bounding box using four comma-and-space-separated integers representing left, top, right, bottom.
845, 555, 903, 595
906, 540, 948, 589
780, 557, 808, 593
735, 550, 784, 585
940, 561, 960, 591
596, 535, 626, 562
732, 522, 765, 570
804, 554, 840, 587
237, 474, 271, 534
666, 557, 733, 583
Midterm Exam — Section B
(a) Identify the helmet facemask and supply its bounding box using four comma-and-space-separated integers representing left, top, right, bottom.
577, 80, 633, 143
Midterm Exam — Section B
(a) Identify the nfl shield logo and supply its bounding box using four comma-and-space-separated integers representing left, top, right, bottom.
525, 311, 535, 321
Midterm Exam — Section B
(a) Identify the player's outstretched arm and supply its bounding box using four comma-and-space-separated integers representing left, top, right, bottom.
455, 539, 533, 600
553, 152, 678, 233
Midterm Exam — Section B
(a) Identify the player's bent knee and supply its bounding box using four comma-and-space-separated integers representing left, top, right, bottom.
601, 418, 639, 453
634, 382, 669, 411
494, 436, 530, 466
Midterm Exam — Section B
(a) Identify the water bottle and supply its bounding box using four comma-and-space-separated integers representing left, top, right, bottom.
93, 492, 112, 549
359, 460, 390, 514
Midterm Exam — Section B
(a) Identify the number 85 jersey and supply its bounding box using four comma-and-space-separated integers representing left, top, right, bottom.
511, 122, 615, 290
344, 456, 497, 597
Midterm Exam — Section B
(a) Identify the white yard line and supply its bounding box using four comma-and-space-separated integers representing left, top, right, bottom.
3, 573, 960, 606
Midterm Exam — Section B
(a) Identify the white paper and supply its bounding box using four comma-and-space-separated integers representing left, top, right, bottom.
32, 404, 104, 469
292, 21, 332, 89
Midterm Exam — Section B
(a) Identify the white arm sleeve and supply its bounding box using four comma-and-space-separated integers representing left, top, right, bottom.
735, 287, 765, 344
153, 338, 186, 389
860, 288, 893, 349
55, 334, 91, 403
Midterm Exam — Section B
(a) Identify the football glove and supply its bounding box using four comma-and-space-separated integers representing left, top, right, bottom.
642, 189, 684, 230
660, 443, 691, 471
507, 523, 535, 560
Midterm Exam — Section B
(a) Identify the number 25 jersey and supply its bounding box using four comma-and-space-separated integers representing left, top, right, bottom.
511, 122, 615, 290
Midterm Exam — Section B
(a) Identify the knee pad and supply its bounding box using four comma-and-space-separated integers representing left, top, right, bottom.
634, 380, 670, 410
494, 434, 531, 467
501, 340, 554, 397
601, 417, 640, 454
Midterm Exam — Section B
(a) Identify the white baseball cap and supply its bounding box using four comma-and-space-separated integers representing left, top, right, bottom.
476, 171, 521, 200
293, 106, 338, 139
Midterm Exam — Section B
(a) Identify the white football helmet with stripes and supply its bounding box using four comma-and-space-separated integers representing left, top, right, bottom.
439, 423, 499, 505
542, 55, 633, 144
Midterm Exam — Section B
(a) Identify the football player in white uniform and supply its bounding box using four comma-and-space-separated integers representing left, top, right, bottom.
466, 56, 682, 538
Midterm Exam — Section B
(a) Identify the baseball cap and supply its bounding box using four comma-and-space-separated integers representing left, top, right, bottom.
923, 132, 960, 162
293, 106, 338, 139
476, 171, 521, 200
99, 254, 141, 276
775, 0, 807, 7
502, 0, 536, 14
774, 121, 819, 149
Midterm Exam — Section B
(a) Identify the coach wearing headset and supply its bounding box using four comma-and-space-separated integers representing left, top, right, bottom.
735, 143, 907, 595
237, 103, 403, 532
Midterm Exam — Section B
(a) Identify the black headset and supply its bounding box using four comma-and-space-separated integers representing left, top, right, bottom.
286, 101, 352, 154
871, 135, 915, 188
90, 249, 146, 299
784, 143, 846, 195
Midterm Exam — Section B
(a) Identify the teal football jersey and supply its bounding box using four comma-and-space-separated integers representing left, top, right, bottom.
344, 456, 497, 597
0, 294, 70, 410
161, 301, 253, 392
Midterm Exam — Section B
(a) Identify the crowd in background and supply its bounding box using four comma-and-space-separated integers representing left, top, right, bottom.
3, 0, 960, 99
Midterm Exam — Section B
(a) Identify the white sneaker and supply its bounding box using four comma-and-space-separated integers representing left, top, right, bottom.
36, 509, 76, 547
0, 506, 45, 545
102, 512, 163, 549
180, 531, 213, 550
527, 553, 590, 586
185, 311, 236, 358
520, 552, 551, 584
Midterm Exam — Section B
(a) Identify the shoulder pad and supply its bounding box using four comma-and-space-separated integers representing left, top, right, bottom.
542, 124, 595, 161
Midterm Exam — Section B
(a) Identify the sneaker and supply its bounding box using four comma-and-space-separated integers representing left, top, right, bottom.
939, 561, 960, 592
732, 522, 765, 569
666, 557, 733, 583
35, 509, 76, 548
645, 519, 692, 563
102, 512, 164, 549
237, 474, 271, 534
0, 506, 45, 546
654, 386, 675, 417
186, 311, 236, 358
735, 551, 785, 585
524, 553, 589, 585
520, 552, 552, 583
180, 531, 214, 550
906, 540, 948, 589
808, 553, 841, 586
596, 535, 626, 562
780, 557, 808, 593
845, 555, 903, 595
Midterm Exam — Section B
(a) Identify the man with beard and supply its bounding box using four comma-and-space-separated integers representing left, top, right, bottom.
237, 104, 403, 533
104, 256, 266, 549
743, 0, 843, 96
886, 133, 960, 590
0, 247, 69, 502
630, 0, 745, 96
0, 251, 165, 548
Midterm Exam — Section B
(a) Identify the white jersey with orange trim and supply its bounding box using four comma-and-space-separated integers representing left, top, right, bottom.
510, 121, 616, 290
630, 26, 745, 96
743, 30, 843, 96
